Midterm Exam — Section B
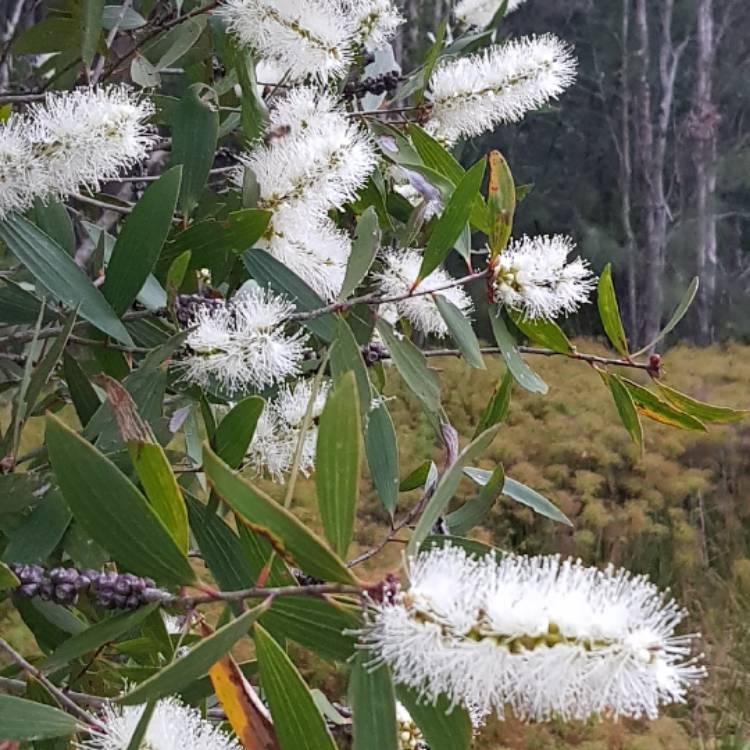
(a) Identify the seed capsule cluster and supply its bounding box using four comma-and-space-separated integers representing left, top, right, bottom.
174, 294, 226, 327
361, 341, 388, 366
10, 564, 169, 609
343, 71, 403, 100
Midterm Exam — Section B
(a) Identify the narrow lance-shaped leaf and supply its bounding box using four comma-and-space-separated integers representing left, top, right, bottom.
434, 294, 485, 369
620, 378, 706, 432
0, 696, 78, 741
375, 320, 441, 416
45, 414, 195, 586
121, 602, 269, 705
100, 375, 189, 553
0, 214, 132, 344
463, 467, 572, 526
474, 369, 512, 438
597, 264, 629, 356
102, 166, 182, 316
487, 150, 515, 258
419, 157, 486, 280
607, 373, 643, 448
169, 85, 219, 214
254, 623, 339, 750
655, 381, 750, 424
80, 0, 104, 67
447, 465, 504, 535
350, 654, 398, 750
510, 311, 573, 355
316, 372, 362, 558
212, 395, 265, 469
489, 308, 548, 395
408, 424, 502, 555
365, 400, 400, 516
203, 444, 357, 584
340, 207, 380, 298
396, 686, 472, 750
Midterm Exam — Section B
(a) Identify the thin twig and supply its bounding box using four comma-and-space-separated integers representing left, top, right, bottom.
90, 0, 135, 84
0, 637, 106, 730
0, 676, 106, 708
72, 193, 134, 215
0, 90, 47, 104
290, 268, 492, 323
176, 582, 364, 607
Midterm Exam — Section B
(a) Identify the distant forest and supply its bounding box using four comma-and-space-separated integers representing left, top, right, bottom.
393, 0, 750, 348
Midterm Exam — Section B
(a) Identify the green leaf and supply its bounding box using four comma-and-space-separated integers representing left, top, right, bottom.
510, 312, 573, 355
260, 596, 360, 663
435, 295, 485, 369
489, 309, 548, 395
340, 207, 380, 298
80, 0, 104, 67
399, 461, 432, 492
620, 378, 707, 432
0, 696, 77, 740
447, 465, 504, 535
159, 209, 271, 274
43, 603, 159, 671
121, 603, 267, 705
33, 199, 75, 256
396, 686, 472, 750
165, 249, 191, 308
203, 444, 356, 584
254, 623, 338, 750
487, 150, 515, 257
186, 496, 256, 592
213, 396, 265, 469
46, 414, 195, 586
102, 5, 146, 29
0, 280, 52, 325
13, 18, 78, 53
316, 372, 361, 558
655, 381, 750, 424
0, 560, 20, 590
129, 442, 190, 553
408, 123, 463, 184
153, 16, 206, 69
102, 167, 182, 316
408, 424, 502, 555
169, 85, 219, 214
463, 467, 572, 526
0, 214, 132, 344
63, 353, 100, 426
597, 264, 629, 356
243, 249, 334, 342
2, 491, 71, 564
634, 277, 699, 357
474, 370, 512, 437
419, 157, 486, 280
607, 373, 643, 447
417, 19, 446, 103
234, 46, 269, 142
350, 655, 397, 750
329, 318, 371, 419
365, 400, 400, 516
375, 320, 441, 415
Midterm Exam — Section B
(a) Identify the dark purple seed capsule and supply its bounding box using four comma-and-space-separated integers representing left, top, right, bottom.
97, 591, 114, 608
114, 578, 131, 596
18, 583, 39, 597
143, 578, 156, 589
125, 595, 140, 609
129, 577, 145, 594
113, 593, 128, 608
74, 574, 92, 591
49, 567, 67, 584
40, 582, 54, 600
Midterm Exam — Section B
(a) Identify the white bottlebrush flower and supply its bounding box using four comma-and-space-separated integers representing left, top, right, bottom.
246, 88, 376, 213
220, 0, 354, 81
27, 85, 154, 198
246, 380, 330, 481
491, 234, 595, 320
83, 696, 241, 750
358, 545, 705, 725
182, 288, 308, 395
262, 205, 352, 300
0, 119, 37, 218
346, 0, 404, 50
454, 0, 527, 28
426, 35, 576, 144
373, 249, 474, 337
